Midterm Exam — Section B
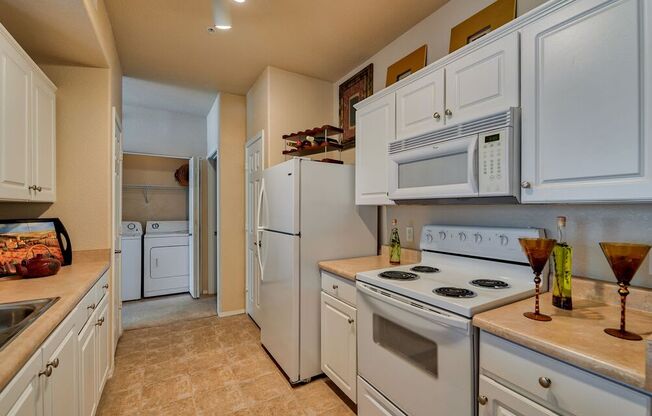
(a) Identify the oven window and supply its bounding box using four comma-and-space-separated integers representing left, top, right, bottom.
373, 314, 438, 377
398, 152, 467, 189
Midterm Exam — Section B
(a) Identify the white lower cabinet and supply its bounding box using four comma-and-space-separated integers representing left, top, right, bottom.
479, 331, 651, 416
320, 272, 357, 403
0, 271, 113, 416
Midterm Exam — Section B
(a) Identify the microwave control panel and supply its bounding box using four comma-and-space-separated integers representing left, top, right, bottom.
479, 129, 510, 195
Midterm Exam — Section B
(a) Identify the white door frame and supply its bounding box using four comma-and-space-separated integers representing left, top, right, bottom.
245, 130, 264, 323
208, 151, 221, 315
110, 106, 123, 369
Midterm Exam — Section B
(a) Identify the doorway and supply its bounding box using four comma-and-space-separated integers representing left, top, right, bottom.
245, 131, 264, 325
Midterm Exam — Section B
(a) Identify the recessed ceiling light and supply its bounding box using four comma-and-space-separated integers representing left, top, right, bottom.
212, 0, 232, 30
233, 0, 245, 3
215, 25, 232, 30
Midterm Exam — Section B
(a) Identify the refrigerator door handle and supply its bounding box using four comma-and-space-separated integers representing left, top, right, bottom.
256, 230, 264, 282
256, 178, 265, 231
256, 180, 265, 281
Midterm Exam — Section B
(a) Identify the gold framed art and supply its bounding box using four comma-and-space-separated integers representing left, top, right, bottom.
385, 45, 428, 87
449, 0, 516, 53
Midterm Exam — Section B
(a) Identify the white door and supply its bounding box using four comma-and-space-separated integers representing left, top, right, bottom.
479, 375, 558, 416
78, 319, 97, 416
188, 157, 201, 298
42, 324, 77, 416
355, 94, 396, 205
259, 159, 300, 234
31, 75, 56, 202
521, 0, 652, 203
0, 37, 32, 201
0, 351, 42, 416
445, 31, 520, 125
395, 68, 445, 140
259, 230, 300, 382
111, 107, 123, 351
320, 292, 356, 403
245, 132, 264, 324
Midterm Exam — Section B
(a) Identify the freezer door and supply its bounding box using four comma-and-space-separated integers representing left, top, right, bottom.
259, 230, 301, 382
259, 159, 300, 235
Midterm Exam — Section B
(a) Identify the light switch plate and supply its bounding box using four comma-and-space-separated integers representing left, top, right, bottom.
406, 226, 414, 242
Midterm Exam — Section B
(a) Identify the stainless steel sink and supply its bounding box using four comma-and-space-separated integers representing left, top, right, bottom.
0, 298, 59, 351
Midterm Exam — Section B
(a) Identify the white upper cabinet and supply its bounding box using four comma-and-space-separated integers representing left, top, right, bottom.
32, 75, 56, 202
0, 36, 32, 201
355, 93, 395, 205
0, 23, 56, 203
396, 69, 445, 141
520, 0, 652, 203
445, 32, 520, 125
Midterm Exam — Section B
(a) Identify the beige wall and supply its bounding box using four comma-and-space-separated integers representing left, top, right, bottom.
219, 93, 247, 313
246, 69, 270, 145
0, 65, 112, 251
121, 154, 188, 224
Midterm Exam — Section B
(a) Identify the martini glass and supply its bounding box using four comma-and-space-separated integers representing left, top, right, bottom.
599, 242, 651, 341
519, 238, 557, 321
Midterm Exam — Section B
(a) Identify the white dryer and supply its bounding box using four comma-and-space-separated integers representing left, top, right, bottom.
121, 221, 143, 301
143, 220, 190, 297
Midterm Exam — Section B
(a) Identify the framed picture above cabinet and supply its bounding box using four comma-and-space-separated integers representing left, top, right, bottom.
339, 64, 373, 142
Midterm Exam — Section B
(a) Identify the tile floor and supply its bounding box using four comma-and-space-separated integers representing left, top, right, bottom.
98, 314, 356, 415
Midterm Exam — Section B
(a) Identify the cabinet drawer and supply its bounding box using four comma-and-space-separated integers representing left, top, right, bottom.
95, 271, 109, 302
480, 332, 650, 416
321, 271, 356, 306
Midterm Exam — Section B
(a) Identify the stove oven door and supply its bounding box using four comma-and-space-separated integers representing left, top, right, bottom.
357, 282, 475, 416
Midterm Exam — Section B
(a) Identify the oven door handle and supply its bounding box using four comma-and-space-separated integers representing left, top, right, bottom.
357, 283, 470, 332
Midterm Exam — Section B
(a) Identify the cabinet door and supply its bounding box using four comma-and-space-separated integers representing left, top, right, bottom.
0, 351, 42, 416
95, 297, 110, 397
521, 0, 652, 203
31, 75, 56, 202
479, 375, 558, 416
320, 292, 356, 403
42, 318, 78, 416
78, 317, 96, 416
395, 69, 445, 140
355, 94, 395, 205
0, 34, 32, 201
445, 32, 520, 125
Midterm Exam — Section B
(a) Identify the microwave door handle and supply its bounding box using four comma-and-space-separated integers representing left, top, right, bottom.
357, 283, 470, 332
468, 136, 479, 193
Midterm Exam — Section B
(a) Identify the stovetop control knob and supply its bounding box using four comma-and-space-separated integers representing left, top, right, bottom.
474, 233, 483, 244
439, 231, 446, 240
425, 233, 433, 243
458, 232, 467, 241
499, 234, 509, 246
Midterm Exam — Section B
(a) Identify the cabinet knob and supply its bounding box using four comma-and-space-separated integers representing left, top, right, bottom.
445, 109, 453, 117
538, 377, 552, 388
36, 186, 42, 192
478, 395, 488, 405
48, 358, 60, 368
348, 318, 354, 324
87, 303, 96, 310
28, 185, 36, 191
332, 284, 338, 290
520, 181, 532, 189
102, 283, 109, 289
96, 317, 105, 326
39, 365, 53, 377
433, 112, 441, 120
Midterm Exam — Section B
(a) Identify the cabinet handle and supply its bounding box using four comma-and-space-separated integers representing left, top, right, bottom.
28, 185, 37, 191
87, 303, 96, 310
433, 112, 441, 120
332, 284, 338, 290
521, 181, 532, 189
39, 365, 53, 377
96, 317, 105, 326
348, 318, 354, 324
445, 109, 453, 117
478, 395, 488, 405
36, 186, 42, 192
48, 358, 60, 368
538, 377, 552, 388
102, 283, 109, 289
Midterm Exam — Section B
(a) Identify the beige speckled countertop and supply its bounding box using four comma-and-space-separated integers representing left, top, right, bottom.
0, 250, 110, 392
318, 247, 421, 281
474, 292, 652, 391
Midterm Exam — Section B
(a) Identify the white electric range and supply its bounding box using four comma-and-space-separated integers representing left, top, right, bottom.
355, 225, 546, 416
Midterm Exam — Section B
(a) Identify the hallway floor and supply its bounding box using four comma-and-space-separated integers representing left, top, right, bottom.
121, 294, 217, 330
98, 314, 356, 415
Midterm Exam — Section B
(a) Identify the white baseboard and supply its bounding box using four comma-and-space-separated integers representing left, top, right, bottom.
218, 309, 245, 318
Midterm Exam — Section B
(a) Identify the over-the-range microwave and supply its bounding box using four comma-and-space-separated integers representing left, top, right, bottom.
388, 108, 520, 203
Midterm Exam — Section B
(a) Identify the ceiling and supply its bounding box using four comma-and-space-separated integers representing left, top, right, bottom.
123, 77, 217, 116
0, 0, 106, 67
105, 0, 449, 95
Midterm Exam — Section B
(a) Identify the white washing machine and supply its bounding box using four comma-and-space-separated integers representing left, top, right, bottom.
121, 221, 143, 301
143, 220, 190, 297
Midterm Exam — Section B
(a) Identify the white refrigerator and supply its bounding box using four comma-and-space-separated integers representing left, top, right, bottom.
257, 158, 377, 383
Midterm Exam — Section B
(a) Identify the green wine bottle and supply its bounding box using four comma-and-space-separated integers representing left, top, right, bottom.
552, 216, 573, 310
390, 219, 401, 264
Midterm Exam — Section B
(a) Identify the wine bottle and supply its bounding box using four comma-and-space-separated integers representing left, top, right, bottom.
552, 216, 573, 310
390, 219, 401, 264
